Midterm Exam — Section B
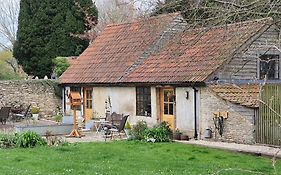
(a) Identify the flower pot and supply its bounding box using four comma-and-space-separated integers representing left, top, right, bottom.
173, 133, 181, 140
32, 114, 39, 120
124, 129, 131, 138
180, 134, 189, 141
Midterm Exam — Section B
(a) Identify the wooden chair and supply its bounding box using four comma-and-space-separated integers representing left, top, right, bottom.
12, 104, 31, 122
0, 107, 11, 125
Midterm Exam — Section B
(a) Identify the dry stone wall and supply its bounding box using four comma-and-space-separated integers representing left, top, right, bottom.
200, 87, 256, 144
0, 80, 61, 117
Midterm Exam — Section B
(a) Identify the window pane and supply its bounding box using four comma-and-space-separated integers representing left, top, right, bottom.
168, 91, 174, 102
169, 103, 174, 115
260, 55, 279, 80
164, 91, 168, 102
164, 103, 168, 115
136, 87, 151, 116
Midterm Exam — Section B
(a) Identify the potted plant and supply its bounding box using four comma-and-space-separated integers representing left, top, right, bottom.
124, 121, 132, 138
173, 128, 182, 140
54, 114, 63, 124
180, 134, 189, 141
31, 106, 40, 120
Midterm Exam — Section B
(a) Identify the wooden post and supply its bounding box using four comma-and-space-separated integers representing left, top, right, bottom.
67, 106, 82, 137
67, 92, 84, 138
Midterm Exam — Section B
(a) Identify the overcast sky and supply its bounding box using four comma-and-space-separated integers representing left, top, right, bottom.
0, 0, 159, 51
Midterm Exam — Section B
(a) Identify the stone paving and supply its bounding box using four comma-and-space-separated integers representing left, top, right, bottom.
177, 140, 281, 158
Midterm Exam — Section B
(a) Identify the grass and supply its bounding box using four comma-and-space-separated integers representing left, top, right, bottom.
0, 141, 280, 175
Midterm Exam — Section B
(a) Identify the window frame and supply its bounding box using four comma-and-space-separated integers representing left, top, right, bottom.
259, 54, 280, 80
136, 87, 151, 117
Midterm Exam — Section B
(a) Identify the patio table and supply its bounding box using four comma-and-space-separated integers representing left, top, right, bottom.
93, 120, 109, 133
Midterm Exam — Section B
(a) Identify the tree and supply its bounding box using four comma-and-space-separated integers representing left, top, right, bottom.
53, 57, 70, 77
154, 0, 281, 27
13, 0, 98, 78
0, 0, 20, 51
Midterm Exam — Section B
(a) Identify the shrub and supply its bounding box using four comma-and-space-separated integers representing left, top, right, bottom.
31, 106, 40, 114
144, 122, 172, 142
130, 121, 148, 140
53, 57, 70, 77
45, 131, 67, 146
0, 133, 17, 149
54, 114, 63, 123
16, 131, 47, 148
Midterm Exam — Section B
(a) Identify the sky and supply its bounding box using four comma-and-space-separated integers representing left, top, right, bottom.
0, 0, 159, 51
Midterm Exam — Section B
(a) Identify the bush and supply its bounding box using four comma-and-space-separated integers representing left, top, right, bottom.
31, 106, 40, 114
130, 121, 148, 140
144, 122, 172, 142
0, 133, 17, 149
53, 57, 70, 77
16, 131, 47, 148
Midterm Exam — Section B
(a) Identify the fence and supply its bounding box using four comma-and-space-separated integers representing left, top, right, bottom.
256, 84, 281, 146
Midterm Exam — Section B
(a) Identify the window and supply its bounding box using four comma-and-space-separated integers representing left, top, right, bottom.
136, 87, 151, 116
259, 55, 279, 80
85, 89, 93, 109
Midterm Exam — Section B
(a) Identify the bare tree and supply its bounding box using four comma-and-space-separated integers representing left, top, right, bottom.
0, 0, 20, 51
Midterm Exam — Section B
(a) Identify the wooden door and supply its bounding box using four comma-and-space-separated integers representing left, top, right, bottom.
160, 88, 175, 130
83, 88, 93, 121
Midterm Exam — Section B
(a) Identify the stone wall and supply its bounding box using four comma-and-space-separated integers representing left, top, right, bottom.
199, 87, 256, 144
0, 80, 61, 117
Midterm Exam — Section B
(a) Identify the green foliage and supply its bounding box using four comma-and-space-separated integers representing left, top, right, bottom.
31, 106, 40, 114
53, 57, 70, 76
0, 51, 21, 80
144, 122, 172, 142
0, 133, 17, 149
13, 0, 98, 78
16, 131, 47, 148
53, 114, 63, 123
130, 121, 148, 140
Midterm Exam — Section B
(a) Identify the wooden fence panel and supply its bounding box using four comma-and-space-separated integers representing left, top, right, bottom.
257, 85, 281, 146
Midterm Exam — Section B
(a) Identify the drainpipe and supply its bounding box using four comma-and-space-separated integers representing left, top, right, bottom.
193, 87, 198, 139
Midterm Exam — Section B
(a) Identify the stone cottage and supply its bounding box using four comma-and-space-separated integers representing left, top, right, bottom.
60, 13, 281, 145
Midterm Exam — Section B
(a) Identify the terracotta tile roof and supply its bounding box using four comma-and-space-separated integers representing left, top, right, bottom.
60, 13, 180, 84
209, 84, 260, 108
60, 15, 272, 85
123, 18, 272, 83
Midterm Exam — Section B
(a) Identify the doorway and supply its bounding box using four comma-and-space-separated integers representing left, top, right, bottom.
83, 88, 93, 121
160, 88, 175, 130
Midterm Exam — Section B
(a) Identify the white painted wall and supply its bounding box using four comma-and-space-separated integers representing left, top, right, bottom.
92, 86, 158, 127
63, 86, 83, 118
175, 87, 195, 135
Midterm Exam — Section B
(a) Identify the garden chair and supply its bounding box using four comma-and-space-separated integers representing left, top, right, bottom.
0, 107, 11, 125
110, 112, 123, 127
12, 104, 31, 122
105, 115, 129, 140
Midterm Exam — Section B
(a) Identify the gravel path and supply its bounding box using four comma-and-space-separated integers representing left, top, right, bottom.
178, 140, 281, 158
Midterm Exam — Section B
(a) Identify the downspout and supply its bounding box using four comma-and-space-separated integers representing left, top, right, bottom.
193, 87, 198, 139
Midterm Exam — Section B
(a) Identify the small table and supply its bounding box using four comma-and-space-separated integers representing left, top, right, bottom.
93, 120, 109, 133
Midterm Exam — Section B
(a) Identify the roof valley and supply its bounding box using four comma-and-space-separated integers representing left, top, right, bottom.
118, 15, 187, 82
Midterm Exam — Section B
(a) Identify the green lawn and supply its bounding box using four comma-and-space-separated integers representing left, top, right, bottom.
0, 141, 280, 175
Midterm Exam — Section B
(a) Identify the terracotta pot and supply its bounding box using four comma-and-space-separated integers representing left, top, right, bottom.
173, 133, 181, 140
180, 135, 189, 141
